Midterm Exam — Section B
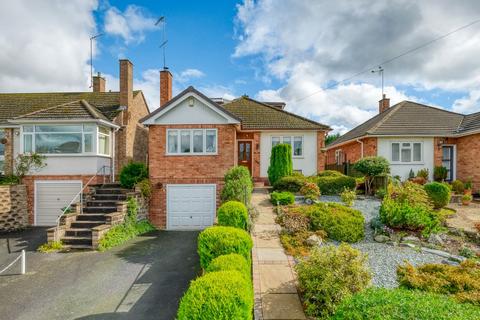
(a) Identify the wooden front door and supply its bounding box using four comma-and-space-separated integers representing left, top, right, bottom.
238, 141, 252, 174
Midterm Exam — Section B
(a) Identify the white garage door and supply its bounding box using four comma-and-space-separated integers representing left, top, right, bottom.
167, 184, 216, 230
35, 181, 82, 226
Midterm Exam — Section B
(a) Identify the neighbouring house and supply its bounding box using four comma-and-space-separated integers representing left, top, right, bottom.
0, 59, 149, 227
326, 95, 480, 189
141, 68, 330, 230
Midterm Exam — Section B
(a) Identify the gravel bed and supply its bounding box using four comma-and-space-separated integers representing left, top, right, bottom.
320, 196, 444, 288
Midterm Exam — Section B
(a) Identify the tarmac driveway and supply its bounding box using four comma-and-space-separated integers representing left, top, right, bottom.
0, 229, 200, 320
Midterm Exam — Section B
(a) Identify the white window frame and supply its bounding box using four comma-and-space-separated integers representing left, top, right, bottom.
271, 135, 304, 158
335, 149, 343, 165
390, 141, 423, 164
97, 126, 111, 156
166, 128, 218, 156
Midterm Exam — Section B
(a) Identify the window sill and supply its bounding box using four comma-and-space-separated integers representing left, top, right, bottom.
390, 162, 424, 165
33, 154, 112, 158
165, 153, 218, 156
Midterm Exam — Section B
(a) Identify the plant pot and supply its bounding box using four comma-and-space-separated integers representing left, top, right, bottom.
464, 189, 472, 195
462, 200, 471, 206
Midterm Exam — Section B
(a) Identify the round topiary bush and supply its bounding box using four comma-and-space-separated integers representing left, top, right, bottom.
451, 179, 465, 194
317, 170, 344, 177
217, 201, 249, 230
177, 270, 253, 320
273, 175, 307, 192
198, 226, 253, 269
331, 288, 480, 320
424, 182, 451, 209
270, 191, 295, 205
119, 162, 148, 189
205, 253, 251, 280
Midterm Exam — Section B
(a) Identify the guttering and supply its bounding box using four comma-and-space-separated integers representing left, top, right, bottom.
356, 139, 364, 158
7, 119, 120, 129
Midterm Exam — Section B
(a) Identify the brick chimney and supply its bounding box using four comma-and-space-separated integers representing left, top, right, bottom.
379, 94, 390, 113
92, 72, 105, 92
119, 59, 133, 125
160, 67, 172, 107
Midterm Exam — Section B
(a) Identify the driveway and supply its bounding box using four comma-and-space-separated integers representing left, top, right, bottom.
0, 229, 200, 320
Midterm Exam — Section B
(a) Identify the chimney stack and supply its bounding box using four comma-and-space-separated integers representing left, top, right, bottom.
160, 67, 172, 107
92, 72, 106, 92
119, 59, 133, 109
379, 94, 390, 113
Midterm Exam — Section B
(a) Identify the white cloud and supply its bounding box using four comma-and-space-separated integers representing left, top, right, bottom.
176, 69, 205, 83
0, 0, 97, 92
198, 85, 236, 101
235, 0, 480, 130
104, 5, 158, 44
452, 90, 480, 114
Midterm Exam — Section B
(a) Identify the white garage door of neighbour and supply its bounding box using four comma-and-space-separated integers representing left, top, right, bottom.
35, 181, 82, 226
167, 184, 216, 230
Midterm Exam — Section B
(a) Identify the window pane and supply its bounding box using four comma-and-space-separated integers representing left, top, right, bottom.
23, 125, 33, 133
180, 130, 191, 153
413, 143, 421, 161
193, 130, 203, 153
98, 135, 110, 155
0, 130, 4, 156
36, 133, 82, 154
391, 143, 400, 161
24, 134, 33, 153
283, 136, 291, 146
35, 125, 82, 132
83, 124, 95, 132
168, 131, 178, 153
401, 148, 411, 162
98, 127, 110, 135
293, 137, 303, 156
272, 137, 280, 147
206, 130, 216, 153
84, 133, 93, 152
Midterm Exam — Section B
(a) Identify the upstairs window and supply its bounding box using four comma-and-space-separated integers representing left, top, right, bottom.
167, 129, 217, 155
271, 136, 303, 157
391, 142, 422, 163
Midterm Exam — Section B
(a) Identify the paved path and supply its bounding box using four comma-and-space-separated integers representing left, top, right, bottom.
0, 230, 199, 320
251, 188, 306, 320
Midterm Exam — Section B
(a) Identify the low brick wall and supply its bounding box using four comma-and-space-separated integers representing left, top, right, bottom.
0, 184, 28, 232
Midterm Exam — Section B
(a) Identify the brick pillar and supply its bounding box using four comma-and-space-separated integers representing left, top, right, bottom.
119, 59, 133, 125
3, 128, 14, 175
317, 131, 326, 173
378, 94, 390, 113
92, 72, 106, 92
160, 68, 172, 107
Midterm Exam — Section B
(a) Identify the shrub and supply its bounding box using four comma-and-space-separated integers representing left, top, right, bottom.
434, 166, 448, 182
424, 182, 451, 209
340, 188, 356, 206
280, 230, 326, 257
135, 178, 152, 198
316, 175, 356, 195
221, 166, 253, 203
205, 253, 251, 280
273, 175, 306, 192
0, 175, 21, 185
98, 220, 156, 251
388, 181, 433, 210
331, 288, 480, 320
300, 182, 320, 201
296, 244, 371, 318
270, 191, 295, 205
353, 156, 390, 194
397, 260, 480, 305
37, 241, 63, 253
417, 168, 430, 180
268, 144, 293, 185
177, 270, 253, 320
465, 177, 473, 190
119, 162, 148, 189
217, 201, 249, 230
375, 187, 387, 199
276, 210, 310, 234
452, 179, 465, 194
197, 226, 253, 269
14, 153, 46, 178
317, 170, 344, 177
125, 197, 138, 224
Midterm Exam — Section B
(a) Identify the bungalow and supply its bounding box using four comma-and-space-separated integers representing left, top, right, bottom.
141, 68, 330, 230
326, 95, 480, 189
0, 59, 149, 226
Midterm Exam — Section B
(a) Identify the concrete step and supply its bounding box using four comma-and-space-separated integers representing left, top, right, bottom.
70, 221, 104, 229
63, 244, 93, 250
91, 194, 127, 201
76, 214, 107, 222
61, 236, 92, 246
83, 207, 117, 214
95, 188, 128, 195
65, 228, 92, 237
86, 200, 118, 207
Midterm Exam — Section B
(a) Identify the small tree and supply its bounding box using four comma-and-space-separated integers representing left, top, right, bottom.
15, 153, 46, 179
268, 144, 293, 186
353, 156, 390, 195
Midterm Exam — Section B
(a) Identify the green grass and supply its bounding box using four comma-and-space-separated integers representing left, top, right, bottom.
98, 220, 156, 251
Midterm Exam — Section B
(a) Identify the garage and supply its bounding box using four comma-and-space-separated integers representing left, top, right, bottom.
35, 181, 82, 226
166, 184, 216, 230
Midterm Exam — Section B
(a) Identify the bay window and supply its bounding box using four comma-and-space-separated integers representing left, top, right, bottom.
271, 136, 303, 157
167, 129, 217, 155
391, 142, 422, 163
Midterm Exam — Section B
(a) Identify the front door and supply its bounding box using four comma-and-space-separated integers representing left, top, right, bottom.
238, 141, 252, 174
442, 146, 455, 182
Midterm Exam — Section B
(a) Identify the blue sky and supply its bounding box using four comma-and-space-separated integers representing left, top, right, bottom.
1, 1, 480, 133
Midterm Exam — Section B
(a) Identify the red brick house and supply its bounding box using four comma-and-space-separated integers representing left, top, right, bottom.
142, 69, 330, 230
0, 59, 149, 226
326, 95, 480, 189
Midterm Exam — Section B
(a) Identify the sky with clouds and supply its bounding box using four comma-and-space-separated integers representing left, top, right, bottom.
1, 0, 480, 134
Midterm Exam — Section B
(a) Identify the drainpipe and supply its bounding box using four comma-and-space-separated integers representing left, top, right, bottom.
356, 139, 364, 158
112, 127, 119, 182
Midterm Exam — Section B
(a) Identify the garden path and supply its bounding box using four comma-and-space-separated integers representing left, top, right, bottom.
251, 188, 306, 320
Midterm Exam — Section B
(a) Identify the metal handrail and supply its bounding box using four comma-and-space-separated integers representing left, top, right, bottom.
0, 250, 25, 275
54, 165, 112, 228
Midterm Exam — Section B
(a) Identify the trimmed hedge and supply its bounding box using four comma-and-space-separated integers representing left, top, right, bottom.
197, 226, 253, 269
268, 144, 293, 185
424, 182, 451, 209
331, 288, 480, 320
273, 175, 306, 193
221, 166, 253, 203
177, 270, 253, 320
205, 253, 251, 280
119, 162, 148, 189
271, 191, 295, 205
217, 201, 249, 230
317, 170, 344, 177
316, 175, 356, 195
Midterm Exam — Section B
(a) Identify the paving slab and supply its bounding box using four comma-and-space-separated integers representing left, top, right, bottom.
256, 212, 277, 225
262, 293, 306, 320
257, 248, 288, 264
254, 234, 282, 248
259, 265, 297, 293
253, 224, 281, 235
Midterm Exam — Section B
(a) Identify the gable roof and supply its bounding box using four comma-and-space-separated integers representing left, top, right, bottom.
327, 101, 475, 148
0, 91, 142, 124
222, 96, 330, 131
141, 86, 241, 124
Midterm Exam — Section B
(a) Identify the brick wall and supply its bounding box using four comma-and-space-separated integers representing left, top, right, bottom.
455, 133, 480, 190
0, 185, 28, 231
326, 137, 377, 165
148, 124, 237, 228
3, 128, 14, 175
317, 131, 326, 172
